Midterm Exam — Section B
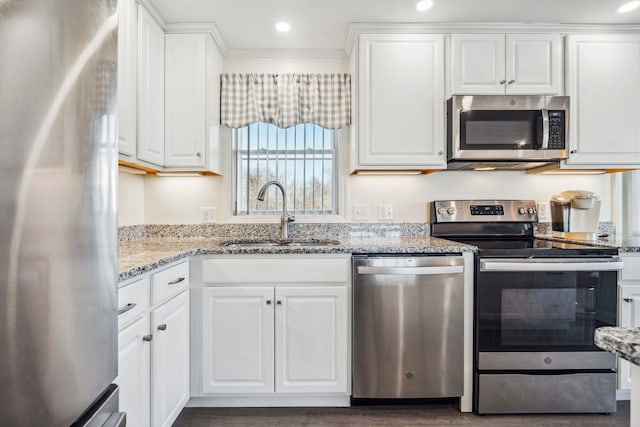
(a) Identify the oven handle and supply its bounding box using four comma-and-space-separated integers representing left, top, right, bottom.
356, 266, 464, 275
480, 257, 623, 272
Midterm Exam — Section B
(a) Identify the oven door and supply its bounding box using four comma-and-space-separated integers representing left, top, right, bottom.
476, 257, 621, 367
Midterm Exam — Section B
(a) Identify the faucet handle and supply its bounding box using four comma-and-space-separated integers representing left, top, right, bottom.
287, 215, 295, 223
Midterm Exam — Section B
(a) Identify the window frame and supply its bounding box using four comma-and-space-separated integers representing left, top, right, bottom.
229, 122, 342, 221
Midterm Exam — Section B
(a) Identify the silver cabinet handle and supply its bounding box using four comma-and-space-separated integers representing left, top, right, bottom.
142, 334, 153, 342
357, 266, 464, 275
624, 297, 640, 303
277, 300, 282, 305
499, 79, 506, 84
508, 79, 515, 84
168, 277, 185, 285
117, 302, 137, 315
158, 324, 167, 331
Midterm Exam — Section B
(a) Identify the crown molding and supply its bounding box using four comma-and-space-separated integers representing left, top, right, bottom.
164, 22, 228, 54
345, 22, 640, 54
224, 48, 347, 59
137, 0, 166, 27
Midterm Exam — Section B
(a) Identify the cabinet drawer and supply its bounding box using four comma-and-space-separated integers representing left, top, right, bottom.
152, 261, 190, 305
118, 277, 150, 330
202, 257, 349, 284
620, 255, 640, 281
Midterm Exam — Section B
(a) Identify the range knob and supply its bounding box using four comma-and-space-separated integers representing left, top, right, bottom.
518, 207, 526, 214
528, 208, 536, 215
437, 207, 446, 215
447, 207, 456, 215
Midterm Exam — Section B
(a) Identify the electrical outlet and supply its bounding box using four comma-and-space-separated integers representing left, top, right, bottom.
201, 207, 218, 223
537, 201, 550, 222
352, 204, 370, 221
378, 204, 394, 221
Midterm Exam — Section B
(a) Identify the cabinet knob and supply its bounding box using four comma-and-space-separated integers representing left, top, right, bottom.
196, 152, 202, 157
158, 324, 167, 331
266, 300, 272, 305
499, 80, 506, 85
276, 300, 282, 305
508, 79, 515, 84
570, 150, 577, 154
438, 151, 443, 155
142, 334, 153, 342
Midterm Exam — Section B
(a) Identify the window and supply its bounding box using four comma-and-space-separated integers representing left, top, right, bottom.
233, 122, 338, 216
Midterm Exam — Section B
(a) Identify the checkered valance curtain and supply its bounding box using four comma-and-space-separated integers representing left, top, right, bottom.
220, 73, 351, 129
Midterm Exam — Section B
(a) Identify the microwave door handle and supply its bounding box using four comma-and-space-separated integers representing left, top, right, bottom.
540, 108, 550, 149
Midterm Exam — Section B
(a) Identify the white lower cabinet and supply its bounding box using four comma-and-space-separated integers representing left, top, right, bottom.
202, 285, 348, 395
118, 314, 151, 427
152, 290, 190, 427
618, 254, 640, 395
196, 255, 351, 405
117, 260, 190, 427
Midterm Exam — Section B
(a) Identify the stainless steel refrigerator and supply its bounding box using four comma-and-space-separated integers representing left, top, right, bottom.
0, 0, 124, 425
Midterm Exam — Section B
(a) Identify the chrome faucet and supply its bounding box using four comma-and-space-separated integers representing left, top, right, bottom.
256, 180, 295, 240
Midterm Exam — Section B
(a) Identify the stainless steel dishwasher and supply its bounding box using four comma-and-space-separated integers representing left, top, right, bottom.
352, 255, 465, 399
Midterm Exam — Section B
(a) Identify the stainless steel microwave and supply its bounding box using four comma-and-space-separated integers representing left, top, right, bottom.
446, 95, 569, 170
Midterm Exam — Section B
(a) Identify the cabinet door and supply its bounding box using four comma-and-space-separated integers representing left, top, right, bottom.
357, 34, 445, 168
117, 0, 137, 158
202, 287, 275, 394
618, 284, 640, 391
506, 34, 561, 95
451, 34, 505, 95
137, 6, 165, 166
566, 34, 640, 166
152, 291, 189, 427
164, 34, 206, 168
275, 286, 348, 393
118, 315, 151, 427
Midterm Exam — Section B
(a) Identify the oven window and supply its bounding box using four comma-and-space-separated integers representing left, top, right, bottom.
476, 270, 617, 352
460, 110, 542, 149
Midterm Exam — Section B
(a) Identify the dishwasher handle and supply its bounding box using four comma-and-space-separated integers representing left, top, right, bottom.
356, 265, 464, 276
481, 257, 623, 272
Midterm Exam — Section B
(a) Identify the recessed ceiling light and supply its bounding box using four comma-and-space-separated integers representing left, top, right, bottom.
416, 0, 434, 12
617, 1, 640, 13
275, 22, 291, 32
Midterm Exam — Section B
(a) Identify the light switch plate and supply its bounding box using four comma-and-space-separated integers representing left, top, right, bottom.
378, 204, 394, 221
201, 207, 218, 223
352, 204, 369, 221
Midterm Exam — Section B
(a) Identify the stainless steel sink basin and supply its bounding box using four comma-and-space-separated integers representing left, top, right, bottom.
219, 238, 341, 248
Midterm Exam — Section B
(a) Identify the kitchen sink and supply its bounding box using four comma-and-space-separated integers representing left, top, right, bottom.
219, 238, 341, 248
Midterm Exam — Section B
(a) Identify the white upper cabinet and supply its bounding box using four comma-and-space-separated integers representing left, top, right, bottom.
354, 33, 446, 170
137, 5, 165, 166
565, 34, 640, 166
117, 0, 137, 158
164, 33, 223, 172
451, 34, 562, 95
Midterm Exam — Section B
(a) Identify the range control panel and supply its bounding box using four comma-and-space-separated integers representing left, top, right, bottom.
432, 200, 538, 223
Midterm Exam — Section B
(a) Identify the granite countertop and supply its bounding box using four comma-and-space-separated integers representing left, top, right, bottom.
118, 235, 475, 282
595, 327, 640, 366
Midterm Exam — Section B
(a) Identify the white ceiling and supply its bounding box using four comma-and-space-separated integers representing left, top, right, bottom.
149, 0, 640, 52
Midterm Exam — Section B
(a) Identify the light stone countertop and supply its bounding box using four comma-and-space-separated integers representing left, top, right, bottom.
595, 327, 640, 367
118, 235, 475, 282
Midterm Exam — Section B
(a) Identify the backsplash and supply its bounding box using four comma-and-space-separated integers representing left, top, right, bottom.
119, 223, 430, 241
119, 221, 615, 242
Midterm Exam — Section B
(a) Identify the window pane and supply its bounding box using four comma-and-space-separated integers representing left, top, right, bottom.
234, 122, 337, 215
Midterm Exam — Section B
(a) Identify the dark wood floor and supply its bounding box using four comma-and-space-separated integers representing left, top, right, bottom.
172, 400, 630, 427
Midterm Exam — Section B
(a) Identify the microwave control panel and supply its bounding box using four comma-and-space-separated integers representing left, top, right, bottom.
547, 111, 565, 149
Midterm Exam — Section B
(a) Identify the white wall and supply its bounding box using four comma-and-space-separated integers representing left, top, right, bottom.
118, 171, 145, 226
349, 172, 613, 222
